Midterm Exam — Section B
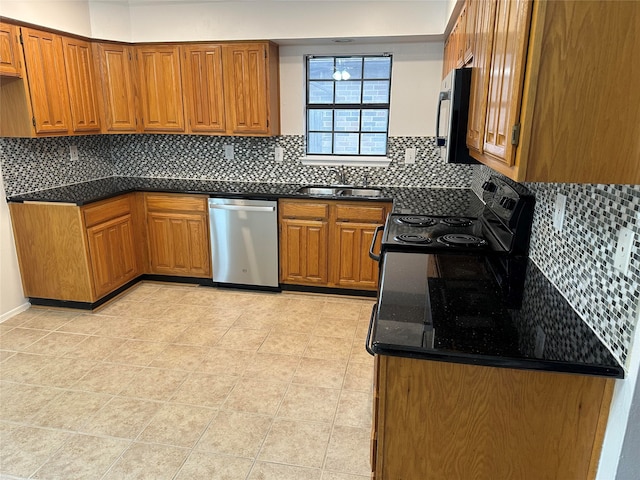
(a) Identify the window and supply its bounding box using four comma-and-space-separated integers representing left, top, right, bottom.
306, 55, 392, 157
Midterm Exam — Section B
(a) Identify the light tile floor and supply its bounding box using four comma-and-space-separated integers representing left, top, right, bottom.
0, 283, 376, 480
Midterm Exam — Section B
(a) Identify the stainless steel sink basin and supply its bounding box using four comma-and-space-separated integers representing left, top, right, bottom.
339, 188, 384, 198
297, 186, 342, 196
297, 185, 384, 198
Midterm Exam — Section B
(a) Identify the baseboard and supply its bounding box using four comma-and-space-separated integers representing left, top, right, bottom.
0, 301, 31, 323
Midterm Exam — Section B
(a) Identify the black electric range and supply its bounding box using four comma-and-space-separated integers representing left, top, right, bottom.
367, 176, 623, 377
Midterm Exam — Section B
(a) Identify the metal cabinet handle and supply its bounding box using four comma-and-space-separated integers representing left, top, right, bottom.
365, 304, 377, 356
369, 225, 384, 262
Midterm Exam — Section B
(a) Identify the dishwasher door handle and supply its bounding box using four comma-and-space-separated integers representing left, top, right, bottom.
209, 204, 276, 213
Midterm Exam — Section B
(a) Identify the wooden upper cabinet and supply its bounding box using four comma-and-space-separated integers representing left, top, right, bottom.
62, 37, 101, 133
223, 42, 280, 136
182, 44, 226, 134
0, 22, 22, 77
463, 0, 477, 65
20, 27, 71, 134
482, 0, 532, 166
466, 0, 497, 154
136, 45, 185, 132
94, 43, 138, 133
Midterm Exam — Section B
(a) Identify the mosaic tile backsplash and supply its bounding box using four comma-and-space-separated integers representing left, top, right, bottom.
2, 134, 638, 368
473, 166, 640, 367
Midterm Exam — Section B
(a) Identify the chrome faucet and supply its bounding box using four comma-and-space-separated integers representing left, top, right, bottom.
328, 166, 347, 185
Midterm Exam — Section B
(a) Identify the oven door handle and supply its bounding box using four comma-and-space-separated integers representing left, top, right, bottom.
369, 225, 384, 262
365, 304, 377, 356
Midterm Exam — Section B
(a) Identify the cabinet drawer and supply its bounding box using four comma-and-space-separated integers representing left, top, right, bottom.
280, 201, 329, 220
335, 204, 387, 223
145, 194, 207, 213
83, 195, 132, 228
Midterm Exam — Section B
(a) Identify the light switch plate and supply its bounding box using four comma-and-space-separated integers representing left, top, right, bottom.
69, 145, 79, 161
553, 193, 567, 231
274, 147, 284, 163
404, 148, 416, 164
224, 144, 234, 160
614, 226, 634, 275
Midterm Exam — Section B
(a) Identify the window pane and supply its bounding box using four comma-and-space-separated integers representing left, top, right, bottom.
334, 110, 360, 132
308, 110, 333, 131
334, 133, 359, 154
361, 110, 388, 132
361, 133, 387, 155
363, 81, 390, 103
335, 81, 362, 104
308, 132, 333, 154
336, 57, 362, 80
308, 57, 334, 79
364, 57, 391, 79
309, 81, 334, 104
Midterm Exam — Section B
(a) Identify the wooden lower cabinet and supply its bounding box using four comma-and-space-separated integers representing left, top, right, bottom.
372, 355, 614, 480
85, 214, 137, 298
144, 193, 211, 277
9, 193, 141, 303
279, 199, 390, 291
279, 218, 329, 285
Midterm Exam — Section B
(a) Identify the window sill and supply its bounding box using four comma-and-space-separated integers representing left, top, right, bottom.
299, 155, 391, 167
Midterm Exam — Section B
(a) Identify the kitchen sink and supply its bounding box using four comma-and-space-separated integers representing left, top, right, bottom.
297, 186, 384, 198
297, 186, 343, 196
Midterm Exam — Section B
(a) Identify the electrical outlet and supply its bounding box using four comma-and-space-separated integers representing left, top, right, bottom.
274, 147, 284, 163
404, 148, 416, 164
553, 193, 567, 231
614, 226, 634, 275
224, 144, 234, 160
69, 145, 79, 161
534, 326, 546, 358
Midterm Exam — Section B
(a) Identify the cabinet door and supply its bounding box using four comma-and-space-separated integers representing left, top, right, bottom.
20, 28, 70, 134
279, 218, 328, 285
333, 222, 380, 290
0, 22, 21, 77
62, 37, 101, 133
86, 214, 138, 298
482, 0, 532, 165
147, 212, 211, 277
466, 0, 497, 153
463, 0, 477, 65
137, 45, 185, 132
223, 43, 269, 134
95, 43, 138, 132
182, 44, 226, 133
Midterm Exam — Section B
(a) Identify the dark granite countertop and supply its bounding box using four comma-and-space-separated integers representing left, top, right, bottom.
372, 252, 624, 378
6, 176, 486, 217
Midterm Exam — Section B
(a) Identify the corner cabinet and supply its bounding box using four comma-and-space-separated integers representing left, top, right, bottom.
144, 193, 211, 278
94, 42, 139, 133
458, 0, 640, 184
8, 194, 141, 303
136, 45, 185, 133
279, 199, 390, 291
371, 356, 614, 480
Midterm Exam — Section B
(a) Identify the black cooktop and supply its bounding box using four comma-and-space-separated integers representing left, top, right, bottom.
371, 252, 624, 378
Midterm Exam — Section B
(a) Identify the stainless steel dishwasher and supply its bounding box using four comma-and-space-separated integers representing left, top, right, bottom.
208, 198, 279, 288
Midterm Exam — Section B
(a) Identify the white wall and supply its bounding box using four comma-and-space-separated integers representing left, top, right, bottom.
89, 1, 132, 41
0, 168, 28, 321
0, 0, 92, 37
597, 307, 640, 480
126, 1, 448, 43
280, 42, 444, 137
